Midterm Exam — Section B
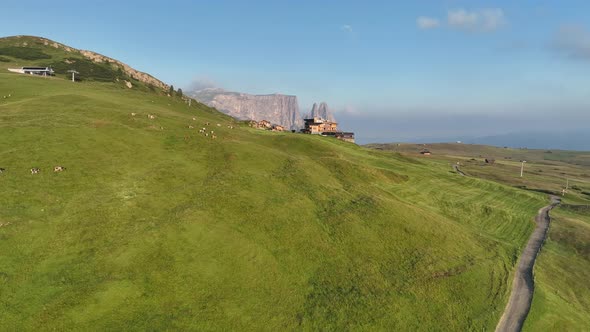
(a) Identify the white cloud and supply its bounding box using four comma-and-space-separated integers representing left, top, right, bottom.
187, 77, 220, 92
480, 9, 506, 31
552, 25, 590, 60
417, 16, 440, 30
447, 8, 506, 32
448, 9, 478, 30
341, 25, 353, 33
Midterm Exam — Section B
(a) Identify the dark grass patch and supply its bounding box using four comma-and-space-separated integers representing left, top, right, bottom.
376, 168, 409, 183
43, 57, 123, 82
561, 204, 590, 214
550, 215, 590, 258
0, 56, 10, 62
302, 262, 389, 329
514, 185, 558, 196
0, 47, 51, 60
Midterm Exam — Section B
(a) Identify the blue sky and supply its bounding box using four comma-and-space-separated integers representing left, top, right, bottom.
2, 1, 590, 142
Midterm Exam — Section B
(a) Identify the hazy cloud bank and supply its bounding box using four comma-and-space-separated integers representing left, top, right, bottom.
552, 24, 590, 60
417, 8, 506, 32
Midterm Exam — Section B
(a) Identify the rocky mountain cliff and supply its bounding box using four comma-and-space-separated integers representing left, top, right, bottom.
307, 102, 337, 122
191, 89, 304, 130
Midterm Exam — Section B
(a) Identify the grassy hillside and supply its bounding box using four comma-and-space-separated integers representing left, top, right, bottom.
0, 72, 549, 330
0, 36, 165, 92
523, 205, 590, 330
367, 142, 590, 330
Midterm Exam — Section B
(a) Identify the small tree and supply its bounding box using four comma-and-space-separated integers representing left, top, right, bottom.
169, 85, 174, 96
177, 88, 183, 97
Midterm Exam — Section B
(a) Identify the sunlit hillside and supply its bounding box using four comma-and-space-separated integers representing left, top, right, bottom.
0, 69, 549, 330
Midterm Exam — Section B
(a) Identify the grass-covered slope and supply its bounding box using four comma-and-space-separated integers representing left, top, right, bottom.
0, 36, 167, 91
367, 142, 590, 330
0, 72, 546, 330
523, 205, 590, 331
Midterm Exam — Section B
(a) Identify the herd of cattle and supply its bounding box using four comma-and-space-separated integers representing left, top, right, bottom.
130, 112, 235, 140
0, 166, 65, 175
0, 113, 237, 177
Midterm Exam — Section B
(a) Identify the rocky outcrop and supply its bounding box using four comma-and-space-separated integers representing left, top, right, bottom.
78, 49, 168, 90
308, 102, 336, 122
191, 89, 304, 130
191, 88, 339, 130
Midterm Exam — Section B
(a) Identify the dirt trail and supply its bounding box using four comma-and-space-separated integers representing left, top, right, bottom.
495, 196, 560, 332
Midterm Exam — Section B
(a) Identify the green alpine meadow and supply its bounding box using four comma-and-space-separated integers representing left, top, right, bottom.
1, 31, 589, 331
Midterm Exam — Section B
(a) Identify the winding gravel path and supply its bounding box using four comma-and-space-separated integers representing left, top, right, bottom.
495, 196, 560, 332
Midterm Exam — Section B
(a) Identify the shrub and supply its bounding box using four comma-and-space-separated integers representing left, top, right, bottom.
44, 58, 121, 82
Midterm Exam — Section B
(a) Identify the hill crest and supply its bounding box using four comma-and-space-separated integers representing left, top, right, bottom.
0, 35, 169, 90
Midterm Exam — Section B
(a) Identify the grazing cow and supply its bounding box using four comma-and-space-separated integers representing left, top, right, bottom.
192, 117, 197, 121
131, 112, 137, 116
31, 168, 40, 174
212, 135, 217, 139
205, 133, 209, 137
205, 122, 210, 125
216, 123, 221, 127
54, 166, 66, 172
210, 130, 214, 134
148, 114, 156, 119
188, 125, 194, 129
0, 168, 5, 173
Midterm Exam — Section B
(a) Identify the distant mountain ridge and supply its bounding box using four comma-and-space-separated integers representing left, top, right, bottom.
191, 89, 304, 130
191, 88, 339, 130
466, 130, 590, 151
397, 130, 590, 152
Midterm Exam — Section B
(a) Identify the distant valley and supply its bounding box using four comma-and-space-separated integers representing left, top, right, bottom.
392, 131, 590, 152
